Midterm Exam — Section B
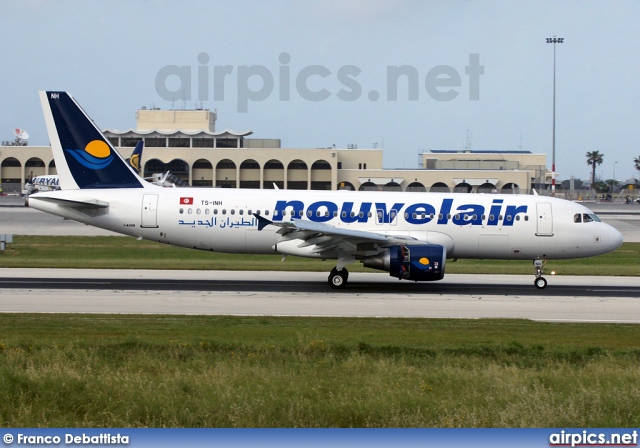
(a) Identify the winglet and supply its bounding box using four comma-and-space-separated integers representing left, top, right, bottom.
253, 213, 273, 231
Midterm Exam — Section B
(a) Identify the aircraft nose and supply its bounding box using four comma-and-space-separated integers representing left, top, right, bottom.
608, 226, 623, 251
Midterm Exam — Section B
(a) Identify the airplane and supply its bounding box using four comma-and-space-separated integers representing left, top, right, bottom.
27, 91, 624, 289
23, 174, 60, 194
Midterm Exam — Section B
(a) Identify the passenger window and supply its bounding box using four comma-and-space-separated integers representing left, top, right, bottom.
222, 209, 226, 215
230, 210, 235, 215
205, 209, 209, 215
179, 208, 184, 214
342, 211, 347, 218
196, 208, 201, 214
239, 210, 244, 215
524, 216, 529, 221
506, 215, 512, 221
515, 215, 520, 221
265, 210, 269, 216
188, 208, 193, 214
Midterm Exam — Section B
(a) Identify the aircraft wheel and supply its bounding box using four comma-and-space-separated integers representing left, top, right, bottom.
534, 277, 547, 289
328, 268, 348, 289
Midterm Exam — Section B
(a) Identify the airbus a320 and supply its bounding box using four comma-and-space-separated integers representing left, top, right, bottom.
27, 91, 623, 289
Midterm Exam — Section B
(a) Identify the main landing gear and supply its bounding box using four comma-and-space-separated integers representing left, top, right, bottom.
533, 259, 547, 289
328, 267, 349, 289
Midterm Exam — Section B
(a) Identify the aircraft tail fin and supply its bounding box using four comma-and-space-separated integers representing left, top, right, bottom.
39, 91, 147, 189
126, 140, 144, 174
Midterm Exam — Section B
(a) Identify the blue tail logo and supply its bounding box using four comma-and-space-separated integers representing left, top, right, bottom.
66, 140, 114, 170
44, 91, 143, 189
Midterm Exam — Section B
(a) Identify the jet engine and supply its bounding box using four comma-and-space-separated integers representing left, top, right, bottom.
363, 244, 446, 281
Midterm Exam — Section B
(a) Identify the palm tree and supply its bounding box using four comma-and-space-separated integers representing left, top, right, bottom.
634, 155, 640, 174
586, 151, 604, 187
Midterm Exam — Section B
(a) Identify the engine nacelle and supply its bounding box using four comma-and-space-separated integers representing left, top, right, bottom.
364, 244, 446, 281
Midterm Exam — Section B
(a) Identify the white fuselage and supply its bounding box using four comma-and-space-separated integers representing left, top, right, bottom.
28, 187, 623, 261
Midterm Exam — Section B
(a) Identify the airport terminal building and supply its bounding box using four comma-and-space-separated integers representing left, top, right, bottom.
0, 107, 549, 194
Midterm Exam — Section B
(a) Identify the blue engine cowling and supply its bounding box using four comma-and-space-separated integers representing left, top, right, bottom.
363, 244, 446, 281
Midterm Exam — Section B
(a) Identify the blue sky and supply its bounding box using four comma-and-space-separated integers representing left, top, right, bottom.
2, 0, 639, 182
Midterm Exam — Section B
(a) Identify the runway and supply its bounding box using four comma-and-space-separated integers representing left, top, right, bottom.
1, 197, 639, 322
1, 269, 639, 323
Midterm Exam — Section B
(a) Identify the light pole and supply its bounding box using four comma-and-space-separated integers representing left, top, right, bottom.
546, 36, 564, 196
613, 161, 618, 193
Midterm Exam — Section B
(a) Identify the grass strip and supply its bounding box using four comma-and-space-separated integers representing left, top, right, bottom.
1, 314, 639, 427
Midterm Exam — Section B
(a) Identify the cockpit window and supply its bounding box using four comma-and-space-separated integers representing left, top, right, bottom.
575, 213, 601, 223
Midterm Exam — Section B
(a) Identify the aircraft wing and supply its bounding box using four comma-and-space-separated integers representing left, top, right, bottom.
254, 214, 423, 256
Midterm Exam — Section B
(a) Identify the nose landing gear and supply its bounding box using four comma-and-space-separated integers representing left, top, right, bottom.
533, 259, 547, 289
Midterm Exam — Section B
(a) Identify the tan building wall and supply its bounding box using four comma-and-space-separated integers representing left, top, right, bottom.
136, 109, 217, 132
337, 168, 530, 193
1, 144, 538, 194
421, 150, 549, 188
0, 146, 57, 192
421, 151, 546, 169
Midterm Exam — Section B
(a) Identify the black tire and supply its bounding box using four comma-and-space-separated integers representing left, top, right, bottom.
328, 268, 348, 289
534, 277, 547, 289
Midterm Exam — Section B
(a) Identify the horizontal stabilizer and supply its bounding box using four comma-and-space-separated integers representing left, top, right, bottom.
28, 196, 109, 209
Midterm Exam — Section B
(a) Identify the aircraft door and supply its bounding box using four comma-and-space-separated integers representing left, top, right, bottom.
141, 194, 159, 228
535, 202, 553, 236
